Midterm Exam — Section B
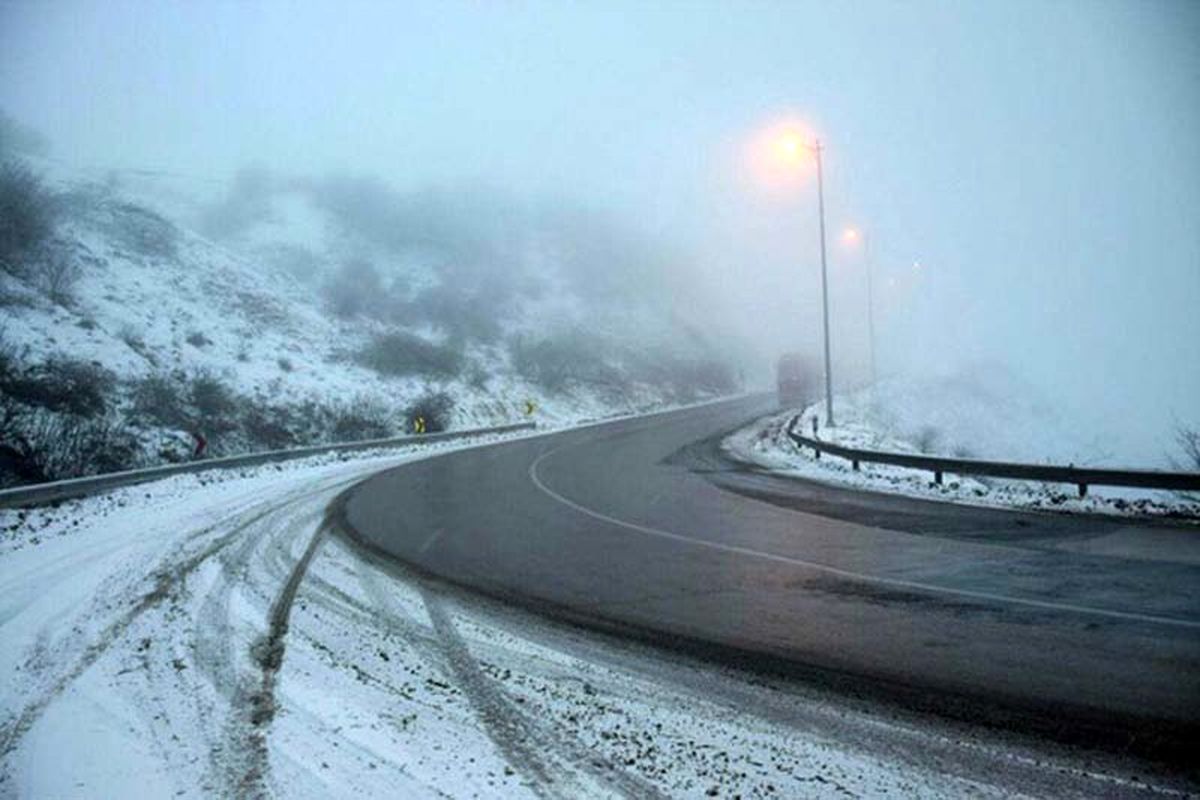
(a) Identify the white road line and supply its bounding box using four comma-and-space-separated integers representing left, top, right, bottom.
417, 528, 445, 555
528, 448, 1200, 631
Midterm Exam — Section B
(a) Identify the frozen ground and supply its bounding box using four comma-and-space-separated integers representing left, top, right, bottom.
725, 385, 1200, 519
1, 421, 1192, 798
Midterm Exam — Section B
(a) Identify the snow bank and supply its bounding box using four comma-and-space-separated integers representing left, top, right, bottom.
725, 378, 1200, 519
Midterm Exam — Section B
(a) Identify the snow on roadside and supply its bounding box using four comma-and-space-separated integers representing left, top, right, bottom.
724, 399, 1200, 520
0, 430, 526, 557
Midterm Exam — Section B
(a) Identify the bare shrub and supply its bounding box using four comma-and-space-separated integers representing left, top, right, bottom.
133, 370, 240, 434
241, 405, 298, 450
414, 284, 504, 343
404, 391, 454, 433
262, 243, 321, 284
107, 202, 179, 259
331, 397, 393, 441
1176, 426, 1200, 471
231, 290, 291, 329
0, 110, 50, 157
199, 166, 275, 240
324, 258, 384, 319
119, 324, 150, 356
132, 373, 189, 428
510, 334, 618, 393
0, 329, 20, 381
39, 252, 82, 305
356, 331, 463, 379
189, 370, 238, 420
0, 160, 58, 274
631, 354, 736, 402
0, 357, 114, 417
0, 407, 139, 485
914, 426, 941, 454
0, 396, 36, 485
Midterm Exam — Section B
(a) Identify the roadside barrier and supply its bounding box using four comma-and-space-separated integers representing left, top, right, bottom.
786, 416, 1200, 498
0, 421, 536, 509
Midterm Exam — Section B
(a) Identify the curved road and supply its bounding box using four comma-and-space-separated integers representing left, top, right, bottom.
344, 395, 1200, 760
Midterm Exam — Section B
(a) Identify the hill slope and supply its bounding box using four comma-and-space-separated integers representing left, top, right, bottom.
0, 159, 737, 485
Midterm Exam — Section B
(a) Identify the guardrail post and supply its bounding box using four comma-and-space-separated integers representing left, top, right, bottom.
852, 459, 860, 471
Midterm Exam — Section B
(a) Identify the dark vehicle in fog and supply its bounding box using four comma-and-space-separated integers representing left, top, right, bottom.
776, 353, 814, 407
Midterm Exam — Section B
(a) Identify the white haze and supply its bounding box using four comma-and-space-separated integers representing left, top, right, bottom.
1, 0, 1197, 465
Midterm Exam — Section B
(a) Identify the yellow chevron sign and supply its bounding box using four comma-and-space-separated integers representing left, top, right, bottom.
524, 400, 537, 416
412, 416, 426, 434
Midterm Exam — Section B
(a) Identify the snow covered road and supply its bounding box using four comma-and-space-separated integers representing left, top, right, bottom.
1, 433, 1193, 798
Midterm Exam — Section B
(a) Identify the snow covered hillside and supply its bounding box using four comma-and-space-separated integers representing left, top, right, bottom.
0, 156, 737, 486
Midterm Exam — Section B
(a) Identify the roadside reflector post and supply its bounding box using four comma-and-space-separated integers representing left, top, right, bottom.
1078, 483, 1088, 498
852, 459, 860, 471
934, 470, 943, 486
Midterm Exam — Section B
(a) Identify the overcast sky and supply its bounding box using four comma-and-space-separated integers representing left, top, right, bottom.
2, 0, 1197, 461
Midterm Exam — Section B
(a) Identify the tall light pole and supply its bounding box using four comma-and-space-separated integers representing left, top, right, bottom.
812, 140, 834, 426
768, 126, 835, 426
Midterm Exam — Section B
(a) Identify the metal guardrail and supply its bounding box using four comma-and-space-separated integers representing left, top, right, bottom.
785, 416, 1200, 498
0, 421, 536, 509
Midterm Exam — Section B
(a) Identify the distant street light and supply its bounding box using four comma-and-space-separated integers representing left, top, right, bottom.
774, 132, 835, 426
842, 227, 877, 389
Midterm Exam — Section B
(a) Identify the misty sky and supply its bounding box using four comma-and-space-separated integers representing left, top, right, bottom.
2, 0, 1197, 461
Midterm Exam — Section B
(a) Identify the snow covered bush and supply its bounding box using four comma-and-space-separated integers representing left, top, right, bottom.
324, 258, 385, 319
355, 330, 463, 379
106, 202, 179, 260
630, 354, 736, 402
131, 373, 190, 429
414, 283, 506, 344
239, 404, 299, 451
510, 333, 620, 394
0, 160, 58, 275
38, 252, 82, 305
404, 391, 454, 433
0, 110, 49, 157
188, 370, 239, 428
1176, 426, 1200, 472
0, 356, 115, 418
0, 400, 139, 486
23, 410, 140, 481
330, 396, 394, 441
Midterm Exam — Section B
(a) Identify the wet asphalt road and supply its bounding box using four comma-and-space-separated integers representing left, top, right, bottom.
342, 395, 1200, 757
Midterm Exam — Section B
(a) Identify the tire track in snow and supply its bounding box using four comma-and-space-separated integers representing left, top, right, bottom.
351, 541, 666, 800
0, 469, 375, 792
236, 516, 329, 797
192, 472, 380, 797
0, 503, 277, 779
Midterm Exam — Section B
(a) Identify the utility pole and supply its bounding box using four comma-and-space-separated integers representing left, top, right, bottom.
814, 139, 834, 426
